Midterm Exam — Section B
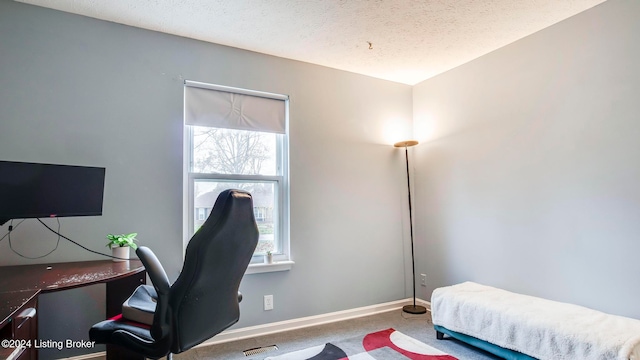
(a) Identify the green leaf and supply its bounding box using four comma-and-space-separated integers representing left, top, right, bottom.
106, 232, 138, 249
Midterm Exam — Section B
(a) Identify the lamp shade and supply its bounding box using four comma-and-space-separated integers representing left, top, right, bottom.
394, 140, 419, 148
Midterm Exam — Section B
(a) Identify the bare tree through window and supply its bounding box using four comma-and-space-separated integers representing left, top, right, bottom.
192, 127, 275, 176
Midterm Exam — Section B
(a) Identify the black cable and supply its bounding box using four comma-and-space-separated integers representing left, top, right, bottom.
0, 219, 25, 242
3, 218, 126, 260
9, 218, 60, 259
36, 218, 129, 260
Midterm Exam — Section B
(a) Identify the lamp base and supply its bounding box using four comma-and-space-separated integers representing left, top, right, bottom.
402, 304, 427, 314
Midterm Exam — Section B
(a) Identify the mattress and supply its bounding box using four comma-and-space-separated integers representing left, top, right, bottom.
431, 282, 640, 360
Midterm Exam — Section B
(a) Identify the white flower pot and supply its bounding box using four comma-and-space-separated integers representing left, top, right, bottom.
112, 246, 129, 262
265, 253, 273, 264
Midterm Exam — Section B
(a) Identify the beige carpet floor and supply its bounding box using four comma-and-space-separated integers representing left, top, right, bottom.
171, 309, 499, 360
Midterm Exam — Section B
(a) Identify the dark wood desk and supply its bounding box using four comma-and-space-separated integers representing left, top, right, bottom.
0, 290, 38, 360
0, 260, 145, 360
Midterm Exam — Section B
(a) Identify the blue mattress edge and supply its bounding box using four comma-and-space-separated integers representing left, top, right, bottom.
433, 325, 537, 360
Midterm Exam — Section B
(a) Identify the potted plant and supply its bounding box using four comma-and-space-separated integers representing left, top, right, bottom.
265, 250, 273, 264
106, 233, 138, 262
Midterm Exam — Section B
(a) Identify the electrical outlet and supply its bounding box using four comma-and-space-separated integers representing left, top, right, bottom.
420, 274, 427, 287
264, 295, 274, 311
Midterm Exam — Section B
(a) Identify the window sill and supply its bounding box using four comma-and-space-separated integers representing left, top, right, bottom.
246, 260, 294, 274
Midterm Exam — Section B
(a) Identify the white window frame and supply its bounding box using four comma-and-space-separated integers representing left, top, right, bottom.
183, 81, 292, 272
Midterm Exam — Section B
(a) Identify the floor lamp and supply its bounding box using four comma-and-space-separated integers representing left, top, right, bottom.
394, 140, 427, 315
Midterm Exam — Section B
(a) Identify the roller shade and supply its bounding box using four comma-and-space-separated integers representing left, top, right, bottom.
185, 82, 286, 134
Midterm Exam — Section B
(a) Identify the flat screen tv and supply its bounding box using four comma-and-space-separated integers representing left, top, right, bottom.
0, 160, 106, 226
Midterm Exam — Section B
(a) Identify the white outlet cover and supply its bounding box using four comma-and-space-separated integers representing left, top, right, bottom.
264, 295, 273, 310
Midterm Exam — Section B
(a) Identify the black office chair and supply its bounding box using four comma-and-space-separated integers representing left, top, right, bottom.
90, 189, 259, 359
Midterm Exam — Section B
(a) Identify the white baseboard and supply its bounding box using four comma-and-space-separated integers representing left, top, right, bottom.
197, 297, 430, 347
66, 297, 430, 360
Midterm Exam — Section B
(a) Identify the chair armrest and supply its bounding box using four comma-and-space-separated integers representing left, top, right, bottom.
135, 246, 171, 340
136, 246, 170, 295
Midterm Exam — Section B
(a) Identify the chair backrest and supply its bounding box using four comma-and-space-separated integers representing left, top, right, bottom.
168, 189, 259, 353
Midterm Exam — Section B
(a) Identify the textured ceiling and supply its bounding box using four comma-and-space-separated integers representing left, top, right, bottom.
17, 0, 606, 85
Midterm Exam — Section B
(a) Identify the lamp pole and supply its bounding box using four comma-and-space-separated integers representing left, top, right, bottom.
394, 140, 426, 315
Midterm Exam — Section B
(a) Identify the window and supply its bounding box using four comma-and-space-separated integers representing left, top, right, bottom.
184, 81, 290, 263
197, 207, 206, 221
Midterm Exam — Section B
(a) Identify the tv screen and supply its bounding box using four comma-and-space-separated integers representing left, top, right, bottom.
0, 160, 106, 226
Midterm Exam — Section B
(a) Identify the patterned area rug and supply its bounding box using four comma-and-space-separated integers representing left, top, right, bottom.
265, 328, 457, 360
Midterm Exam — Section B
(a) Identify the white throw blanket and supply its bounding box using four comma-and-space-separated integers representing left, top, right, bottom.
431, 282, 640, 360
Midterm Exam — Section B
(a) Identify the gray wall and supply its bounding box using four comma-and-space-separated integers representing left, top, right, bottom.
0, 1, 414, 357
412, 0, 640, 319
